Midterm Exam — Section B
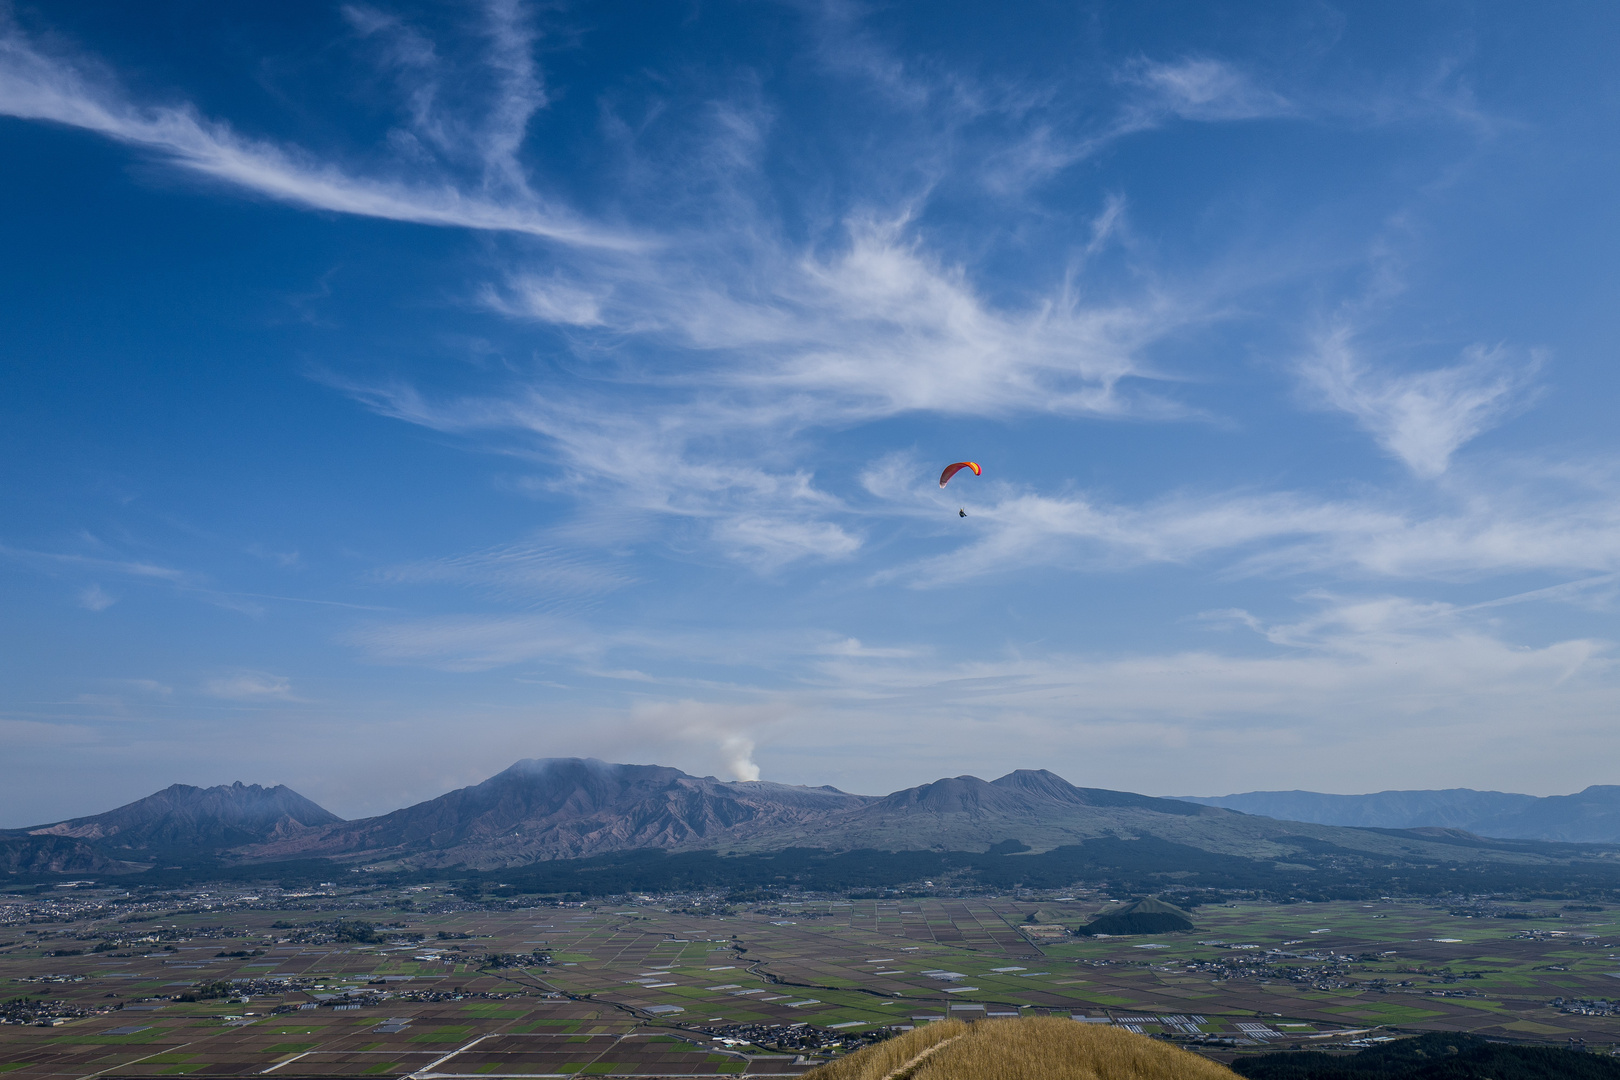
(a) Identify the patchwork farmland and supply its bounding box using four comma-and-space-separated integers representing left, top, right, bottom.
4, 886, 1620, 1077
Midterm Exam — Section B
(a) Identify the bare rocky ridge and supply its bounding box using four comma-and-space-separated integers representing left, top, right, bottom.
241, 758, 873, 869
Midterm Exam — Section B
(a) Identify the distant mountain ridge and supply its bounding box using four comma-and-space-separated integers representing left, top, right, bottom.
9, 760, 1620, 878
245, 758, 870, 868
1175, 786, 1620, 843
1, 781, 342, 876
28, 781, 341, 852
229, 760, 1620, 872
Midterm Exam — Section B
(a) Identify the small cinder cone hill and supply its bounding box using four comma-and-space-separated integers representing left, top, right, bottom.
1078, 897, 1196, 936
804, 1017, 1238, 1080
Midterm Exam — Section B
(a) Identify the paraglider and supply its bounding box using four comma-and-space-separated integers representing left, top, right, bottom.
939, 461, 980, 488
940, 461, 980, 518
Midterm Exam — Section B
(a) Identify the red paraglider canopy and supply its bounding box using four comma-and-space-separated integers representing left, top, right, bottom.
939, 461, 982, 488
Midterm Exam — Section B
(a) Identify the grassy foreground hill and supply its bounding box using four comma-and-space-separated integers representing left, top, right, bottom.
802, 1018, 1238, 1080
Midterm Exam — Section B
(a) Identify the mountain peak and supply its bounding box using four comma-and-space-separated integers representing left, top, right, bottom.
244, 757, 874, 868
27, 781, 341, 851
991, 769, 1088, 803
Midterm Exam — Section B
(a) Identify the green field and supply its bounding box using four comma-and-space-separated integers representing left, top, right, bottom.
2, 886, 1618, 1077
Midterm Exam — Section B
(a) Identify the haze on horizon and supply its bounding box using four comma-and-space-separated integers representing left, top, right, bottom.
3, 1, 1620, 827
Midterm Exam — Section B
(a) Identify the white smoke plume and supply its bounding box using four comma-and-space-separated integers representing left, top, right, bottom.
719, 734, 761, 782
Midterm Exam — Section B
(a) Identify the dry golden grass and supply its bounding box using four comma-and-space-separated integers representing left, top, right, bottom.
802, 1017, 1240, 1080
799, 1019, 968, 1080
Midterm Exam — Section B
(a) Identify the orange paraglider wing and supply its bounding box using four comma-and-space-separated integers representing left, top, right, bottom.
939, 461, 982, 488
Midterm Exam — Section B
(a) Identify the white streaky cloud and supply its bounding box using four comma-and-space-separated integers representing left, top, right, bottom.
754, 216, 1170, 417
77, 584, 116, 611
203, 672, 297, 700
799, 0, 937, 110
343, 380, 862, 568
351, 209, 1199, 569
816, 637, 923, 660
345, 614, 606, 671
1301, 327, 1542, 477
884, 487, 1398, 586
342, 4, 446, 145
488, 214, 1186, 420
881, 464, 1620, 586
806, 594, 1607, 723
116, 679, 174, 697
0, 23, 634, 249
523, 594, 1615, 796
245, 544, 301, 568
471, 0, 548, 192
968, 55, 1299, 192
345, 0, 549, 191
711, 517, 862, 570
375, 541, 634, 606
1125, 57, 1295, 123
1459, 572, 1620, 613
0, 543, 187, 582
4, 13, 1232, 577
483, 275, 608, 325
0, 718, 102, 751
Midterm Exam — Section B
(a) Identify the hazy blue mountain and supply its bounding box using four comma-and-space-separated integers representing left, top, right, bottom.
1173, 789, 1536, 829
1176, 786, 1620, 843
1467, 786, 1620, 843
27, 781, 342, 854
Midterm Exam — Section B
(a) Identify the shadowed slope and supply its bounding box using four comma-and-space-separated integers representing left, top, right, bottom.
804, 1017, 1238, 1080
1078, 897, 1196, 936
0, 834, 141, 875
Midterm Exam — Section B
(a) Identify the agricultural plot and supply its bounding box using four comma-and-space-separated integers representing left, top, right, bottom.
3, 888, 1620, 1077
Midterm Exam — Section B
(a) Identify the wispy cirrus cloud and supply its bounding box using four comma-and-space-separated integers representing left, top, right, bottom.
344, 613, 602, 672
772, 589, 1620, 795
481, 212, 1185, 422
1301, 327, 1542, 477
1122, 57, 1295, 124
77, 584, 116, 611
810, 594, 1607, 719
342, 0, 547, 192
0, 6, 1444, 587
0, 16, 633, 248
0, 543, 188, 582
868, 452, 1620, 587
376, 541, 634, 608
363, 207, 1198, 568
203, 672, 299, 701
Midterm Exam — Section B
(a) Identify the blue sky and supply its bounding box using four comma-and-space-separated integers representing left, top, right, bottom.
4, 1, 1620, 824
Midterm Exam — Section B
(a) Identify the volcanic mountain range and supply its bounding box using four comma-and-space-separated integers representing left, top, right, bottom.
5, 758, 1618, 876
